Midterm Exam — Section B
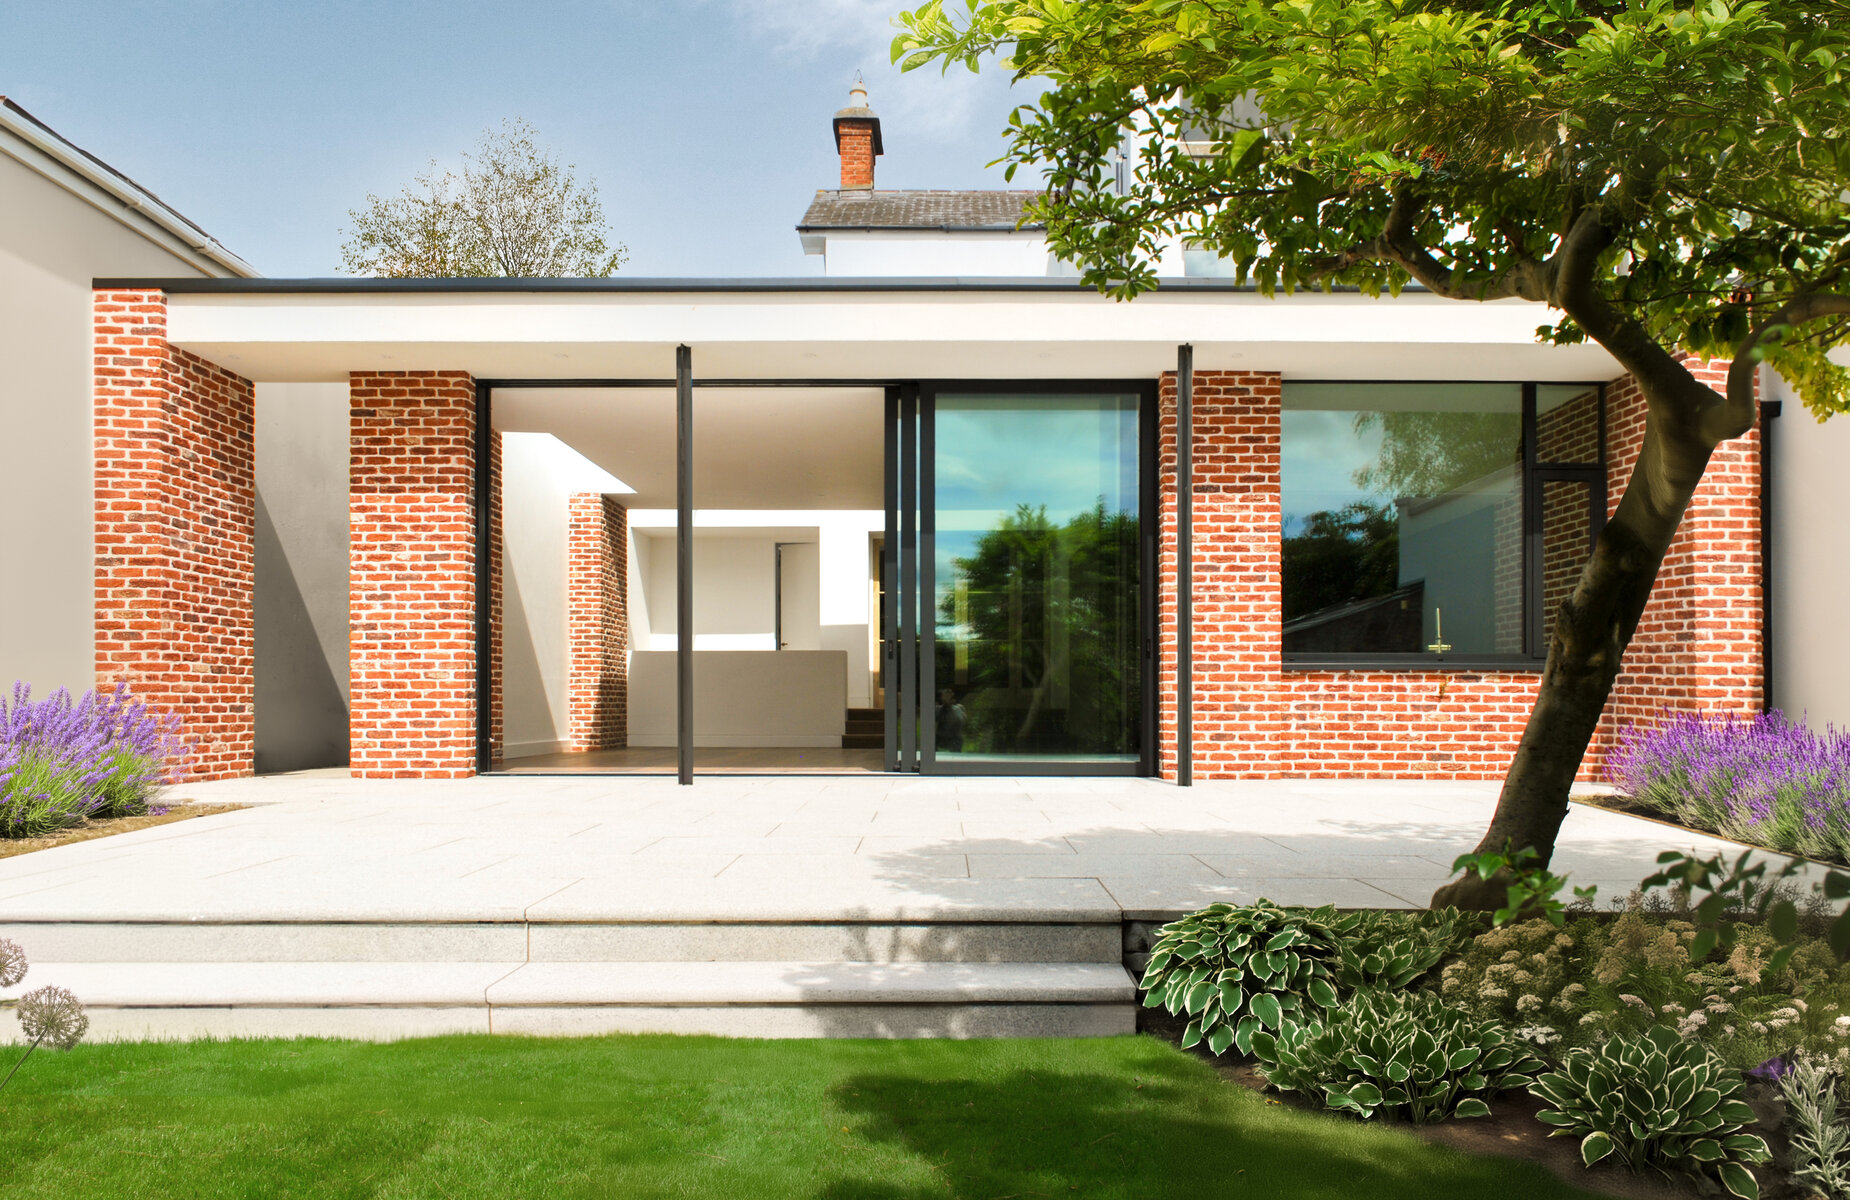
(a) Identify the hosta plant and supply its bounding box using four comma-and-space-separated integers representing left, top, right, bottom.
1251, 989, 1545, 1124
1330, 906, 1477, 992
1138, 900, 1341, 1055
1531, 1025, 1770, 1199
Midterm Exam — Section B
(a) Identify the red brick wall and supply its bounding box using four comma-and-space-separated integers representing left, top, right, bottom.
565, 494, 629, 751
1157, 371, 1286, 778
93, 289, 256, 781
1588, 359, 1763, 775
837, 121, 876, 189
1160, 365, 1762, 781
348, 372, 478, 778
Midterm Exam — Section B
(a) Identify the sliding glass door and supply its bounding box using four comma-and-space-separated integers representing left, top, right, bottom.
886, 383, 1154, 776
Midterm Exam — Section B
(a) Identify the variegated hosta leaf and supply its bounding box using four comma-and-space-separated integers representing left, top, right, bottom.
1535, 1031, 1769, 1193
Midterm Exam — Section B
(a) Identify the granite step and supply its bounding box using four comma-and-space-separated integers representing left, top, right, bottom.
0, 959, 1136, 1042
0, 920, 1120, 965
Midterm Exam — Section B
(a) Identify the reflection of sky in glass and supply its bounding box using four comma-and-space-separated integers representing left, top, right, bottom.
936, 396, 1137, 528
1280, 410, 1384, 536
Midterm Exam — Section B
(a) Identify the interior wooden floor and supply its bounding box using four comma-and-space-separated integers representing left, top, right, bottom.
496, 746, 888, 774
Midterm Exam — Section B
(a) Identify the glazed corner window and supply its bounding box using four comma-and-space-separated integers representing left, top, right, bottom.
1280, 381, 1604, 665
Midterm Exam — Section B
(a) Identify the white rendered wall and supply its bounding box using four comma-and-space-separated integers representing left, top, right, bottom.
1769, 370, 1850, 731
253, 383, 350, 771
0, 152, 213, 696
821, 230, 1053, 277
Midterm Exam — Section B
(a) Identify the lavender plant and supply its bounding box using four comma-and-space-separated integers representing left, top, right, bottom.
0, 682, 187, 838
1610, 711, 1850, 864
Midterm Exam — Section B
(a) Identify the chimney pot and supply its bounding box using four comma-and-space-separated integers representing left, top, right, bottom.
833, 79, 883, 191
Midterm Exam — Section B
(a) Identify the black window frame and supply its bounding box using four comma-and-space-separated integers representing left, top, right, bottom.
1280, 379, 1607, 672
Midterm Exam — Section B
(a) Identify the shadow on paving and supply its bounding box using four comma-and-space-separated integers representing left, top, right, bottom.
814, 1060, 1591, 1200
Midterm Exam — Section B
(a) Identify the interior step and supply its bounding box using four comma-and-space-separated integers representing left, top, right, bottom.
846, 708, 883, 722
2, 960, 1136, 1041
841, 734, 884, 749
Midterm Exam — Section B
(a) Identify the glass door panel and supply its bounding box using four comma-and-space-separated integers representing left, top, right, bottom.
925, 391, 1142, 769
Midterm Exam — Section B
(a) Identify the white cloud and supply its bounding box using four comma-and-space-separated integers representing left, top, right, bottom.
714, 0, 1042, 144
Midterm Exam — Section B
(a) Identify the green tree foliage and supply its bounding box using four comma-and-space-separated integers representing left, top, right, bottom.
894, 0, 1850, 905
940, 503, 1139, 755
341, 119, 625, 278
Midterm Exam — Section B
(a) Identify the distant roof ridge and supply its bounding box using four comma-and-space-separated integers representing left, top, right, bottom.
799, 188, 1045, 232
0, 95, 255, 276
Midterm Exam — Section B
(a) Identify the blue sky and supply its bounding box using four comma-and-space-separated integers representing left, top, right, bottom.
1, 1, 1038, 277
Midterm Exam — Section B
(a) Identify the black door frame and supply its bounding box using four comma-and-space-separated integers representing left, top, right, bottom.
475, 372, 1161, 781
891, 379, 1159, 778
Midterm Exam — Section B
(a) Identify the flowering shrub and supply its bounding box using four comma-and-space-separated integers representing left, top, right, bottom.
0, 682, 186, 838
1609, 710, 1850, 863
1434, 907, 1850, 1069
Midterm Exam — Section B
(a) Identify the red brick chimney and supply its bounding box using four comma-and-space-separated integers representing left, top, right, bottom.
832, 77, 883, 190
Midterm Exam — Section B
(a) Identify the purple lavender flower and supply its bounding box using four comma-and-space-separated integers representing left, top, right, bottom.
1748, 1055, 1792, 1082
1610, 709, 1850, 863
0, 682, 190, 838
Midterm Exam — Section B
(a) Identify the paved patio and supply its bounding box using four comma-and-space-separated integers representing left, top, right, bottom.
0, 774, 1800, 1041
0, 773, 1775, 923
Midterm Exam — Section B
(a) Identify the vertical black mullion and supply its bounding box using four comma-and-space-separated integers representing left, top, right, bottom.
675, 345, 694, 786
882, 387, 900, 773
1760, 393, 1780, 713
1176, 345, 1193, 787
899, 383, 920, 772
473, 381, 494, 773
919, 386, 938, 771
1139, 381, 1159, 777
1522, 383, 1541, 659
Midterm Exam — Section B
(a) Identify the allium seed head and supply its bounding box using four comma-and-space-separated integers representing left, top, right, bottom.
15, 984, 88, 1049
0, 938, 24, 989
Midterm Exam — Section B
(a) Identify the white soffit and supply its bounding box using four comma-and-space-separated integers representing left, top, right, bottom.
167, 287, 1622, 383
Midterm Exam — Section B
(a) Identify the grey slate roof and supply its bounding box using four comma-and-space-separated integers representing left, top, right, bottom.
798, 189, 1044, 232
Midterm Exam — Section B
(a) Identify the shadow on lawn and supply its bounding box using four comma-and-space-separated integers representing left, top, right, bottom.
813, 1057, 1586, 1200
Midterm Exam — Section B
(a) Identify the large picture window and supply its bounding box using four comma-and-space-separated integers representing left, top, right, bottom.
1281, 381, 1604, 666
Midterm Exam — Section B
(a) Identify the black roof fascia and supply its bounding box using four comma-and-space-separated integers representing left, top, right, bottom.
93, 275, 1307, 294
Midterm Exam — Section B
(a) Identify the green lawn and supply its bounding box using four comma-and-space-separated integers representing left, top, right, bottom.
0, 1033, 1598, 1199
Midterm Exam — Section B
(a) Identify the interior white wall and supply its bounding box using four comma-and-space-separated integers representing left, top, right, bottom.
1769, 370, 1850, 730
644, 536, 778, 650
499, 434, 570, 757
778, 542, 821, 650
0, 151, 212, 697
630, 511, 884, 708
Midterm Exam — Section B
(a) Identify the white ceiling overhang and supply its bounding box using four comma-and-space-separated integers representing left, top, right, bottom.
159, 282, 1623, 384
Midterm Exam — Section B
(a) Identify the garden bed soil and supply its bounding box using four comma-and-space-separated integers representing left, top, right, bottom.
1140, 1008, 1783, 1200
0, 803, 247, 859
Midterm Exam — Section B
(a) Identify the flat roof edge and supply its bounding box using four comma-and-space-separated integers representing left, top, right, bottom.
91, 275, 1388, 295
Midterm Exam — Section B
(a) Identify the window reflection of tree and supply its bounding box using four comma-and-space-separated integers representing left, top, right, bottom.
938, 502, 1138, 756
1282, 408, 1521, 651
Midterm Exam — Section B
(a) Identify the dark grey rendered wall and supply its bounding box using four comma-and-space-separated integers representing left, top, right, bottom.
255, 383, 351, 772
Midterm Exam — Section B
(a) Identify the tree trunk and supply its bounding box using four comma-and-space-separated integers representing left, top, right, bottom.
1431, 375, 1734, 910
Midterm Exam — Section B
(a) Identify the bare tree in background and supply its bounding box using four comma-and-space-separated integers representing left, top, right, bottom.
341, 118, 626, 278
